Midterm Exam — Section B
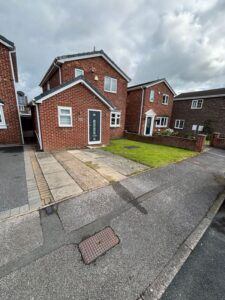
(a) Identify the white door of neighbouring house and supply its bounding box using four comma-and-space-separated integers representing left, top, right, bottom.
144, 109, 156, 136
88, 109, 101, 144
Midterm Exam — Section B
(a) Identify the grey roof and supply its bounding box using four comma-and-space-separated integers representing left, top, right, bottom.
128, 78, 176, 95
34, 75, 115, 109
128, 78, 165, 90
39, 49, 131, 86
175, 87, 225, 100
0, 34, 15, 49
0, 99, 4, 104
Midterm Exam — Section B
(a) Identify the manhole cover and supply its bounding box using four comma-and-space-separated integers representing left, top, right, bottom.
124, 145, 140, 149
79, 227, 119, 264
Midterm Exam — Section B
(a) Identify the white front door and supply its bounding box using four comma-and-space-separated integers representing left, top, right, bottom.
145, 116, 152, 136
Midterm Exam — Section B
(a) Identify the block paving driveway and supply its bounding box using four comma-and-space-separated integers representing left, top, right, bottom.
36, 149, 148, 202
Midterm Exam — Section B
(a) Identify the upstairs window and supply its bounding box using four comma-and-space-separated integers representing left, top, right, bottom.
75, 68, 84, 78
149, 90, 155, 102
58, 106, 72, 127
162, 94, 169, 105
191, 99, 203, 109
104, 76, 117, 93
0, 104, 6, 129
174, 119, 185, 129
155, 117, 168, 128
110, 112, 121, 127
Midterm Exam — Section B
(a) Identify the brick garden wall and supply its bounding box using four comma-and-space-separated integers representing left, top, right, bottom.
125, 132, 205, 152
0, 43, 21, 144
39, 83, 111, 151
211, 132, 225, 149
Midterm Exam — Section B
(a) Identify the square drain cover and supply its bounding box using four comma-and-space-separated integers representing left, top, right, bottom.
79, 227, 119, 264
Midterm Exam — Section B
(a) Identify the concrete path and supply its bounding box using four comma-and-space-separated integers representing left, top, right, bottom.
0, 148, 224, 299
162, 200, 225, 300
36, 152, 82, 201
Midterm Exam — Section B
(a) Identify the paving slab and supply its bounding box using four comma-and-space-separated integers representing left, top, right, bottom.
0, 211, 43, 267
36, 152, 83, 201
44, 171, 75, 189
55, 152, 108, 190
51, 184, 83, 201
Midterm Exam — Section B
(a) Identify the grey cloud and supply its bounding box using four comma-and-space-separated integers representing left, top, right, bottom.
0, 0, 224, 98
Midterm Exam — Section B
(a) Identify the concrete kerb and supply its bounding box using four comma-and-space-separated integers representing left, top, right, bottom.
139, 189, 225, 300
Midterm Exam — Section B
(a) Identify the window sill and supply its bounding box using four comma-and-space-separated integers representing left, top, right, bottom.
174, 127, 184, 130
0, 125, 7, 129
191, 107, 202, 110
110, 125, 120, 128
162, 103, 168, 105
104, 89, 117, 94
59, 125, 73, 128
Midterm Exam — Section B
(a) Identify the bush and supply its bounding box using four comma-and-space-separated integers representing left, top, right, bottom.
160, 128, 179, 136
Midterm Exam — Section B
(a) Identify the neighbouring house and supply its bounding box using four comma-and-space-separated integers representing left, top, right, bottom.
17, 91, 30, 115
0, 34, 22, 144
32, 50, 130, 151
171, 88, 225, 136
125, 79, 176, 136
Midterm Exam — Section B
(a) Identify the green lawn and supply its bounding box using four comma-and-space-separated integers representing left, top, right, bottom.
103, 139, 198, 168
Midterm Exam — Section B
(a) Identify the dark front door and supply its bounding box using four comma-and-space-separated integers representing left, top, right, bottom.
89, 110, 101, 144
145, 116, 152, 135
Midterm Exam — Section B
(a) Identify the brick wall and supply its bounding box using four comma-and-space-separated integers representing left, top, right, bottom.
39, 83, 110, 151
125, 132, 206, 152
43, 69, 60, 92
126, 82, 174, 135
171, 97, 225, 135
0, 43, 21, 144
211, 132, 225, 149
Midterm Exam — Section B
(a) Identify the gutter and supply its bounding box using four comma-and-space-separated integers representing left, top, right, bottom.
138, 87, 145, 135
9, 50, 24, 144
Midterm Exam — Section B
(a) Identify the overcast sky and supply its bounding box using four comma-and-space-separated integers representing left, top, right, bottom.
1, 0, 225, 99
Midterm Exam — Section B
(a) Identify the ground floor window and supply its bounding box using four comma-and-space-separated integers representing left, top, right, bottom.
58, 106, 72, 127
155, 116, 168, 128
192, 124, 204, 132
0, 104, 6, 129
174, 119, 185, 129
110, 112, 121, 127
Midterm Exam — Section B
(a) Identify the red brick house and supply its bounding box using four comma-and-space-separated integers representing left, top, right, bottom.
32, 50, 130, 151
171, 88, 225, 136
0, 35, 22, 144
125, 79, 176, 136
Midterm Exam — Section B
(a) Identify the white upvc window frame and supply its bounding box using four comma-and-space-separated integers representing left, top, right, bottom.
104, 76, 117, 93
0, 104, 7, 129
191, 99, 203, 109
162, 94, 169, 105
110, 112, 121, 128
47, 82, 50, 91
75, 68, 84, 78
58, 106, 72, 127
149, 90, 155, 102
155, 116, 168, 128
174, 119, 185, 129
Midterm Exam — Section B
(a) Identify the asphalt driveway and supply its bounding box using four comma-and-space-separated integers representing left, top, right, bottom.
0, 146, 28, 212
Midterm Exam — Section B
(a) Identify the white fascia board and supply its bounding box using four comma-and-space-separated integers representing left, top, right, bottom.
174, 94, 225, 101
0, 39, 14, 49
58, 53, 131, 82
35, 79, 114, 110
